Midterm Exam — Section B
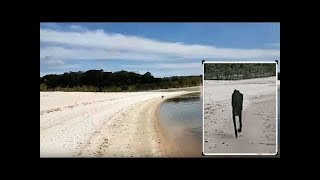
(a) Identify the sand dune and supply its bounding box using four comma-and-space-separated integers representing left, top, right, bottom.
203, 77, 277, 154
40, 90, 199, 157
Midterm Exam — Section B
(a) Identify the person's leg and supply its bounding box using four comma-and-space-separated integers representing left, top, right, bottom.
238, 111, 242, 132
233, 113, 238, 138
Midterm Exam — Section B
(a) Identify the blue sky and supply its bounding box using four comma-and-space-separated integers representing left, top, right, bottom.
40, 23, 280, 77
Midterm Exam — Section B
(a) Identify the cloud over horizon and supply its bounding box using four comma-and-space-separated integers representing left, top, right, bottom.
40, 24, 280, 77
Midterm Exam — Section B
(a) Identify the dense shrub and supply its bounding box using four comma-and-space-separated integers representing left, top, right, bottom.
204, 63, 276, 80
40, 70, 201, 92
40, 83, 47, 91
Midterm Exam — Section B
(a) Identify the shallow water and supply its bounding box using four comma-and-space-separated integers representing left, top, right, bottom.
159, 88, 280, 156
159, 92, 202, 156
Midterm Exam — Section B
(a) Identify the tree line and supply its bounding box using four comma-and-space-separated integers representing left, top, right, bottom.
204, 63, 276, 80
40, 70, 201, 92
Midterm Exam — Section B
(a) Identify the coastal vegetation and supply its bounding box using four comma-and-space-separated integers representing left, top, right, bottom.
204, 63, 276, 80
40, 70, 201, 92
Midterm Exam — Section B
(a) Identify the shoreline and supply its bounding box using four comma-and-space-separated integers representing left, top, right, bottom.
154, 91, 202, 157
148, 86, 201, 92
153, 100, 180, 157
40, 90, 199, 157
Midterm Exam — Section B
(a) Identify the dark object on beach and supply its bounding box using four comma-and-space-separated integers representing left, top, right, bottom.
161, 95, 164, 98
232, 89, 243, 138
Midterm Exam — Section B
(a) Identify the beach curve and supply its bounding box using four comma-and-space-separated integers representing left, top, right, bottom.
40, 88, 199, 157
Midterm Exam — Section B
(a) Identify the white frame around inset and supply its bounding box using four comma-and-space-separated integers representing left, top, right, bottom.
202, 61, 278, 156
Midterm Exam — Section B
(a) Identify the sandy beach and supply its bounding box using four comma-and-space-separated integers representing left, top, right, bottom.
203, 76, 277, 154
40, 88, 199, 157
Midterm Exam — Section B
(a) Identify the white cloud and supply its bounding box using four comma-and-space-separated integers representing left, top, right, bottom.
152, 69, 201, 77
40, 56, 65, 66
40, 27, 280, 60
40, 53, 80, 72
40, 25, 280, 76
40, 46, 169, 61
123, 62, 201, 70
69, 25, 87, 31
40, 71, 64, 77
122, 62, 202, 77
47, 64, 81, 70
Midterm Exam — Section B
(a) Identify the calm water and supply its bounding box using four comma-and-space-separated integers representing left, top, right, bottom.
159, 89, 279, 156
159, 92, 202, 156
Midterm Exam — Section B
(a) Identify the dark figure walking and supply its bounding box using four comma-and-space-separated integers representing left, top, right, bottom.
232, 89, 243, 138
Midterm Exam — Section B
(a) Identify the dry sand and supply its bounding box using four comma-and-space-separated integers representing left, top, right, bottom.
40, 89, 199, 157
203, 76, 277, 154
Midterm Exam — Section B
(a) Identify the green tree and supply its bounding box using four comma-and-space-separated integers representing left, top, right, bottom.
40, 83, 47, 91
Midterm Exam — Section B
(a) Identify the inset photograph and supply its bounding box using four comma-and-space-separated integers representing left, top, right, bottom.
203, 62, 278, 155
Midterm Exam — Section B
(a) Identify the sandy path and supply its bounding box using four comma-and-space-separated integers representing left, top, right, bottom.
203, 77, 277, 154
40, 91, 197, 157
